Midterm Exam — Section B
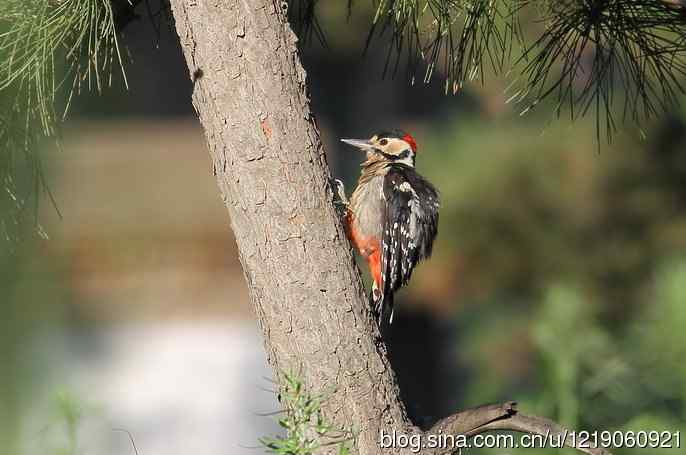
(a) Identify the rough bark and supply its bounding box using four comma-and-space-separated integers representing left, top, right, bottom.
167, 1, 614, 454
167, 0, 413, 453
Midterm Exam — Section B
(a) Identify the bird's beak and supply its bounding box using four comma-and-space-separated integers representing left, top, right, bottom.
340, 138, 374, 152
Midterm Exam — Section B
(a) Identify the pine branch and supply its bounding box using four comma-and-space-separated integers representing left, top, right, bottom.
0, 0, 128, 244
292, 0, 686, 141
513, 0, 686, 142
288, 0, 328, 47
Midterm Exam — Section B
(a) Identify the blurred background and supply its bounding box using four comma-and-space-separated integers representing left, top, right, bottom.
2, 2, 686, 454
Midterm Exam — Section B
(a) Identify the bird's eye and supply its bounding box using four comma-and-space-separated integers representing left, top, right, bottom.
379, 139, 388, 146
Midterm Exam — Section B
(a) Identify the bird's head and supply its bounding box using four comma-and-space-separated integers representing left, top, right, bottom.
341, 129, 418, 167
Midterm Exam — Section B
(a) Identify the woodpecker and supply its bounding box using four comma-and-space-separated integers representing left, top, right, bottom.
337, 129, 439, 324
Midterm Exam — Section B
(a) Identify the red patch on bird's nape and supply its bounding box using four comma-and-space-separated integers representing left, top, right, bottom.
402, 133, 418, 152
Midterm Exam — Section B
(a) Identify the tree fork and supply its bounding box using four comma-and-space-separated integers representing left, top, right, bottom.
167, 1, 613, 453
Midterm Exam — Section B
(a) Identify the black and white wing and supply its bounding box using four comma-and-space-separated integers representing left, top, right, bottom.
379, 165, 439, 320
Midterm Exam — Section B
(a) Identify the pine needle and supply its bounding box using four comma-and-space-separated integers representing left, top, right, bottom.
0, 0, 128, 245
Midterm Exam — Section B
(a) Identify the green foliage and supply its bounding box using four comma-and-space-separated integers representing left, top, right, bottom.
0, 197, 76, 454
0, 113, 46, 245
424, 117, 686, 311
260, 372, 354, 455
370, 0, 686, 127
531, 285, 635, 431
517, 0, 686, 143
52, 391, 83, 455
1, 0, 127, 133
0, 0, 127, 244
417, 113, 686, 453
369, 0, 519, 89
37, 390, 101, 455
626, 260, 686, 416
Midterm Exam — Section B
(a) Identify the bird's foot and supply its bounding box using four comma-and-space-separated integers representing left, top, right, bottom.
331, 178, 349, 219
331, 178, 348, 206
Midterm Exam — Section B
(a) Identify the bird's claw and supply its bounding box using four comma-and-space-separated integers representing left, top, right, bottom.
331, 178, 348, 206
332, 178, 349, 220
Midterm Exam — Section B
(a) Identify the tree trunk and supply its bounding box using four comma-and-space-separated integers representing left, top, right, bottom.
167, 0, 413, 452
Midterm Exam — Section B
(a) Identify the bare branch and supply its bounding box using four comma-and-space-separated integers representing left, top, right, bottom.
428, 402, 613, 455
430, 401, 518, 435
